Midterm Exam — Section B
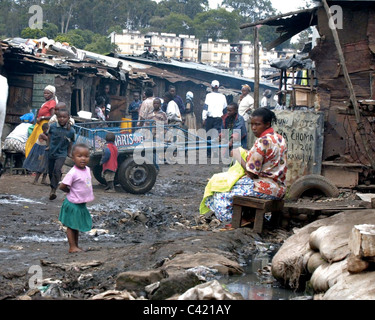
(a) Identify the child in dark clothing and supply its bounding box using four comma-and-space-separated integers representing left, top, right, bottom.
100, 132, 118, 192
47, 108, 76, 200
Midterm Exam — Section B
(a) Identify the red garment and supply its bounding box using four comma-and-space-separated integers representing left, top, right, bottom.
102, 143, 118, 172
37, 100, 56, 117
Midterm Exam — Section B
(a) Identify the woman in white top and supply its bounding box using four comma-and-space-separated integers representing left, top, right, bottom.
238, 84, 254, 122
2, 113, 34, 154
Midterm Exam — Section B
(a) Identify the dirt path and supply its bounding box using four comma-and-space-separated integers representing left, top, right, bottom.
0, 161, 290, 300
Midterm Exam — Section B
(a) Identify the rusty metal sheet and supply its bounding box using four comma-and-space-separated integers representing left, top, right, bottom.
132, 66, 203, 85
273, 110, 324, 185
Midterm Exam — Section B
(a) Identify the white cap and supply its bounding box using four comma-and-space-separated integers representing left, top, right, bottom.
211, 80, 220, 88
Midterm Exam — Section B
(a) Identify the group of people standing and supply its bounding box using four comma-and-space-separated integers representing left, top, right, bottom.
128, 85, 196, 134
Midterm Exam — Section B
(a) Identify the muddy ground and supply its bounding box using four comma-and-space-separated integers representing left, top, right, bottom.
0, 159, 298, 301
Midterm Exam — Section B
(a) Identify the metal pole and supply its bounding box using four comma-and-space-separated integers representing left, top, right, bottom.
254, 26, 260, 109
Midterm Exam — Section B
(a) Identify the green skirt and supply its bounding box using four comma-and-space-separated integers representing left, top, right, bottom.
59, 198, 92, 232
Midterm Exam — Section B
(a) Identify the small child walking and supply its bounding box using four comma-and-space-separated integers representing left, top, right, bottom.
100, 132, 118, 192
48, 108, 75, 200
58, 143, 94, 253
23, 122, 49, 185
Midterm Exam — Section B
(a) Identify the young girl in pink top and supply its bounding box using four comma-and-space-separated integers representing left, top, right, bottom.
58, 143, 94, 253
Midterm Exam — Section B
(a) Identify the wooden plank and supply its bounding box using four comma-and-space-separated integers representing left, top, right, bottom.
231, 205, 242, 229
253, 209, 264, 233
232, 196, 268, 209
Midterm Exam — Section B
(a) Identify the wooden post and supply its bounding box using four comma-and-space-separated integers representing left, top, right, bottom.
254, 26, 260, 109
322, 0, 375, 171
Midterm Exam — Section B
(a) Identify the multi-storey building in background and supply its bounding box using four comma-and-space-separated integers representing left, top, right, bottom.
112, 30, 199, 61
110, 30, 298, 81
200, 39, 230, 68
110, 30, 145, 56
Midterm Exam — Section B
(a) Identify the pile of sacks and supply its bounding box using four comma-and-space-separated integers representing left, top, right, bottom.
271, 209, 375, 300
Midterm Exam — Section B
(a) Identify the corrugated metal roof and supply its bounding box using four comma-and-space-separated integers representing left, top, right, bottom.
115, 54, 277, 89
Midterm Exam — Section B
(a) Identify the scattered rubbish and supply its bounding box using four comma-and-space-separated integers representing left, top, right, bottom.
90, 290, 139, 300
88, 229, 109, 237
186, 266, 219, 281
40, 260, 103, 271
177, 280, 244, 300
145, 282, 160, 295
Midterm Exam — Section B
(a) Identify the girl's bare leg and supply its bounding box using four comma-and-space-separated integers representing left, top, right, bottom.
66, 228, 83, 253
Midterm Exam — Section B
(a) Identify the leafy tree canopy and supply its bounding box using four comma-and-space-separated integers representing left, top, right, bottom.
2, 0, 304, 54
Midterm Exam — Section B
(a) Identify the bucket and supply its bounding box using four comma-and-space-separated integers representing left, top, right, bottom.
121, 118, 132, 134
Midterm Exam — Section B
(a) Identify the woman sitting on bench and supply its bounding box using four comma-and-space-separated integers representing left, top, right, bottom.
200, 107, 288, 223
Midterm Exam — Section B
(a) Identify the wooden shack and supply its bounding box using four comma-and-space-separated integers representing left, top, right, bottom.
0, 39, 133, 126
241, 0, 375, 188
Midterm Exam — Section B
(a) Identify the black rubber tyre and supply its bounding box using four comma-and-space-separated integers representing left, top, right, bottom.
117, 156, 157, 194
93, 164, 106, 185
288, 174, 339, 200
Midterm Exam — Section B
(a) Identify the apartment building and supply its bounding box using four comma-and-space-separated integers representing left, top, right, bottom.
144, 33, 181, 59
228, 41, 252, 75
110, 30, 145, 55
200, 39, 230, 68
112, 30, 199, 61
180, 35, 199, 62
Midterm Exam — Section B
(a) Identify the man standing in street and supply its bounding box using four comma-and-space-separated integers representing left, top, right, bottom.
202, 80, 227, 156
137, 88, 155, 127
168, 85, 185, 116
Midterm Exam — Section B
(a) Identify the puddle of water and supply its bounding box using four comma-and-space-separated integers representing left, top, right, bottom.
219, 243, 307, 300
0, 249, 13, 253
18, 235, 67, 243
0, 194, 45, 205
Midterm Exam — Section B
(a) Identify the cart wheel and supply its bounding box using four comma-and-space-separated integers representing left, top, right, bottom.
118, 157, 157, 194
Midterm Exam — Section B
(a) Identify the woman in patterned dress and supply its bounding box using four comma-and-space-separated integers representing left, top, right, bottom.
201, 107, 288, 223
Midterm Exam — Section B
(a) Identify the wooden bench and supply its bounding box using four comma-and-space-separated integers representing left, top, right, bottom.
231, 196, 284, 233
3, 151, 27, 175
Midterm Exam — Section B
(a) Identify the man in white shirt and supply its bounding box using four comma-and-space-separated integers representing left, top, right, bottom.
202, 80, 227, 133
164, 92, 182, 125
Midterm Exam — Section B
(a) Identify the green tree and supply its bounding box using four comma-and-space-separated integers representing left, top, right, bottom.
84, 35, 115, 55
223, 0, 276, 22
193, 8, 241, 42
147, 13, 194, 35
67, 29, 95, 48
155, 0, 208, 20
21, 27, 47, 39
43, 23, 59, 39
55, 32, 85, 48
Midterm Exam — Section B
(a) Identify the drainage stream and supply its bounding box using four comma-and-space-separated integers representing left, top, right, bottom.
219, 242, 309, 300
